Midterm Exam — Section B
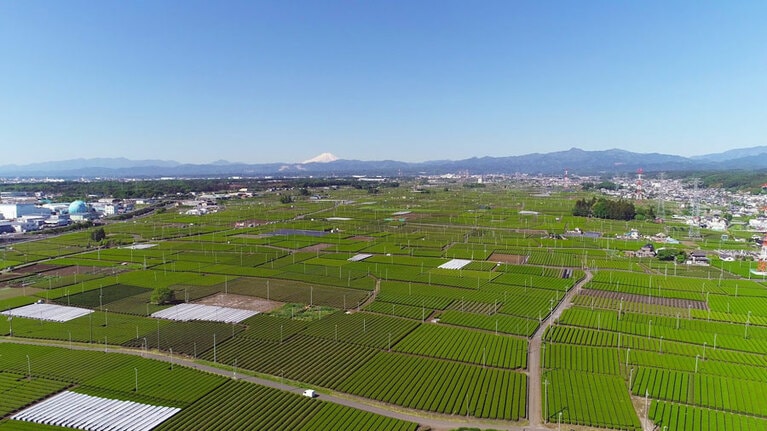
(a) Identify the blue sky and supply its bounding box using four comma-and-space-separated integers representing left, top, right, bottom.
1, 1, 766, 165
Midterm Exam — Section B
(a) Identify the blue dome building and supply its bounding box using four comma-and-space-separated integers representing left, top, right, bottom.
68, 200, 89, 215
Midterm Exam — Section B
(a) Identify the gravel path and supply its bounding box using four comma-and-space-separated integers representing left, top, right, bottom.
527, 269, 593, 429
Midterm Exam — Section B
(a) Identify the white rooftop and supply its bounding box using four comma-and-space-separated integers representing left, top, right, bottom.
438, 259, 472, 270
152, 303, 258, 323
348, 253, 373, 262
12, 391, 180, 431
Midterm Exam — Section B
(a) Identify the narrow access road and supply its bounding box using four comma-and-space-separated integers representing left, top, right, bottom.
527, 269, 592, 429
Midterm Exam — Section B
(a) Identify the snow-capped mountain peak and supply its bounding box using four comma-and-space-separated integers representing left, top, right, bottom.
302, 153, 339, 164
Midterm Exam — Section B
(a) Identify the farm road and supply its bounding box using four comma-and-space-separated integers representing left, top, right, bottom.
2, 336, 540, 431
527, 269, 592, 429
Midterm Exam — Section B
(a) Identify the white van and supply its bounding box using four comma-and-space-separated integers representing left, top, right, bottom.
302, 389, 316, 398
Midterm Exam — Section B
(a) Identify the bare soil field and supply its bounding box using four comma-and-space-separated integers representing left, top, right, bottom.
489, 253, 529, 264
14, 264, 66, 274
296, 243, 333, 253
195, 293, 284, 312
581, 288, 708, 310
350, 235, 375, 242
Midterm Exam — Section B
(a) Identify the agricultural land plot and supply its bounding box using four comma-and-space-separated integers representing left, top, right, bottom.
154, 380, 417, 431
237, 314, 307, 342
393, 323, 527, 369
574, 290, 707, 316
0, 343, 227, 403
0, 373, 71, 417
543, 325, 767, 369
123, 320, 245, 356
650, 400, 767, 431
439, 309, 540, 337
581, 289, 708, 310
54, 284, 150, 309
200, 334, 377, 388
194, 292, 283, 312
558, 306, 767, 353
363, 300, 433, 320
542, 344, 621, 374
223, 277, 372, 309
545, 369, 641, 430
489, 253, 529, 264
338, 352, 527, 420
632, 367, 767, 418
300, 311, 419, 349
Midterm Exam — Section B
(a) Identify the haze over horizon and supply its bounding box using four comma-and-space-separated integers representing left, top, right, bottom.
2, 1, 766, 166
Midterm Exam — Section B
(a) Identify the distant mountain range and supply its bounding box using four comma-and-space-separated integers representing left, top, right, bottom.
2, 147, 767, 178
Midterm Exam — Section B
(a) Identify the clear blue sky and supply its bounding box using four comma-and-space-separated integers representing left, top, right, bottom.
1, 0, 766, 165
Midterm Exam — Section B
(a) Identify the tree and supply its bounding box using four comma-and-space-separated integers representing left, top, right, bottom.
279, 195, 293, 204
151, 286, 175, 305
90, 227, 106, 242
656, 248, 686, 263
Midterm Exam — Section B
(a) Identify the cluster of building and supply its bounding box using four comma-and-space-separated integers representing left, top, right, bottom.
0, 197, 134, 233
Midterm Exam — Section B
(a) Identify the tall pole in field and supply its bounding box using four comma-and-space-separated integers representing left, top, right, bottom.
134, 368, 138, 392
26, 354, 31, 379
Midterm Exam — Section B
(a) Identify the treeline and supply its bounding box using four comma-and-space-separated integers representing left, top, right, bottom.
665, 170, 767, 192
572, 197, 656, 221
0, 178, 376, 200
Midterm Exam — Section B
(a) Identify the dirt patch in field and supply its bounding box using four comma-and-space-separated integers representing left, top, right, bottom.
581, 288, 708, 310
350, 235, 375, 242
234, 234, 271, 239
296, 243, 333, 253
399, 212, 427, 220
14, 264, 66, 274
195, 293, 284, 312
489, 253, 529, 265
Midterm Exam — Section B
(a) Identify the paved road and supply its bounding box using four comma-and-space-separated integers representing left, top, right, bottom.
527, 269, 593, 429
2, 337, 534, 431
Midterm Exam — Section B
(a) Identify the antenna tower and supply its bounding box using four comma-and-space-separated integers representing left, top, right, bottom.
636, 168, 644, 200
564, 168, 569, 189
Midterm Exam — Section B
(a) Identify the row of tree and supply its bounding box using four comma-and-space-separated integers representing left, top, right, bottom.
572, 197, 656, 221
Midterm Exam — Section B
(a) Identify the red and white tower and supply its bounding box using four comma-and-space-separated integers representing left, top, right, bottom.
636, 168, 644, 200
757, 232, 767, 274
